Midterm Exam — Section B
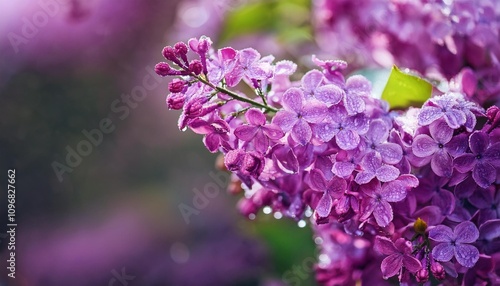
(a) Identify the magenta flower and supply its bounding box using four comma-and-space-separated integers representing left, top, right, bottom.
429, 221, 480, 268
189, 117, 231, 153
355, 152, 400, 185
272, 88, 328, 145
308, 169, 347, 218
360, 176, 417, 227
454, 131, 500, 188
412, 120, 468, 177
300, 70, 344, 105
374, 236, 422, 279
234, 109, 284, 153
225, 48, 272, 87
364, 119, 403, 164
313, 105, 368, 150
418, 93, 467, 129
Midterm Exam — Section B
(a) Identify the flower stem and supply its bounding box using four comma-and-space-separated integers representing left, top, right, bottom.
193, 74, 278, 113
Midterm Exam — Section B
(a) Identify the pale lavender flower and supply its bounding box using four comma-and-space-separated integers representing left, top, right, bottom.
355, 152, 400, 184
418, 93, 467, 129
234, 109, 284, 153
301, 70, 344, 105
412, 120, 468, 177
313, 105, 368, 149
272, 88, 328, 145
454, 131, 500, 188
364, 119, 403, 165
429, 221, 480, 268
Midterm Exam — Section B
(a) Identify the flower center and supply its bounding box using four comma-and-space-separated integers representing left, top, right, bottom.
438, 143, 444, 149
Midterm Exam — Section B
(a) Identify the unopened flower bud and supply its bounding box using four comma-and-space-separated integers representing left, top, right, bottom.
430, 260, 445, 280
189, 60, 203, 75
414, 217, 428, 234
197, 37, 212, 53
224, 149, 245, 172
155, 62, 172, 76
174, 42, 188, 56
241, 152, 264, 177
168, 79, 186, 93
162, 46, 178, 62
415, 268, 429, 283
237, 198, 258, 218
166, 92, 186, 110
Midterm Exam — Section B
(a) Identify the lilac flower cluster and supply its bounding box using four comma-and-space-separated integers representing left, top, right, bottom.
314, 0, 500, 106
155, 36, 499, 285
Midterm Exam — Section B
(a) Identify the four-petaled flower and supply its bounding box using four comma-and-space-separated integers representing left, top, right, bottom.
355, 152, 400, 184
272, 88, 328, 145
374, 236, 422, 279
418, 93, 467, 129
429, 221, 480, 268
308, 169, 347, 218
300, 70, 344, 105
454, 131, 500, 188
234, 108, 284, 153
412, 119, 467, 177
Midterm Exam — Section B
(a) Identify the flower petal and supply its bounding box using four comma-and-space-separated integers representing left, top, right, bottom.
316, 192, 333, 218
469, 131, 489, 155
374, 236, 397, 255
432, 243, 455, 262
234, 125, 258, 141
381, 254, 403, 279
377, 143, 403, 165
282, 88, 304, 113
418, 106, 443, 126
343, 93, 365, 115
301, 70, 323, 95
380, 180, 407, 202
376, 165, 400, 182
302, 101, 328, 123
431, 150, 453, 177
444, 109, 466, 129
272, 111, 298, 132
373, 200, 393, 227
429, 225, 454, 242
454, 244, 479, 268
261, 124, 284, 140
245, 108, 266, 126
430, 120, 453, 144
253, 130, 269, 153
336, 129, 360, 150
412, 134, 438, 157
454, 221, 479, 243
454, 154, 476, 173
291, 119, 312, 145
472, 162, 496, 188
316, 85, 344, 105
402, 255, 422, 273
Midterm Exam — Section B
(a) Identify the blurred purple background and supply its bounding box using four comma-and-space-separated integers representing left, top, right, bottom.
0, 1, 317, 285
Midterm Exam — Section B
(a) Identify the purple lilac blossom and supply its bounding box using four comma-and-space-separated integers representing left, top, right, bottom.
155, 36, 499, 285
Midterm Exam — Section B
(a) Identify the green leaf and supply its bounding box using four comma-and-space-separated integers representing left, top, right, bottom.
381, 65, 432, 109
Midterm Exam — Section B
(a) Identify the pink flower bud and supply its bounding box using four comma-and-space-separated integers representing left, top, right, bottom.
189, 60, 203, 75
174, 42, 188, 56
166, 92, 185, 110
154, 62, 172, 76
162, 46, 178, 62
168, 79, 186, 93
430, 260, 445, 280
415, 268, 429, 283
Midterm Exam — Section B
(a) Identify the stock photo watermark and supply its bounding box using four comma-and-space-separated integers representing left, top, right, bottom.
51, 66, 163, 182
7, 0, 72, 54
178, 170, 230, 224
282, 257, 316, 286
108, 267, 135, 286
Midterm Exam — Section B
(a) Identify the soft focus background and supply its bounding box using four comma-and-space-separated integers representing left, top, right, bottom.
0, 0, 316, 285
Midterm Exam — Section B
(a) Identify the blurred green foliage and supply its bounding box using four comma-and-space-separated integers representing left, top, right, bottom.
381, 65, 432, 109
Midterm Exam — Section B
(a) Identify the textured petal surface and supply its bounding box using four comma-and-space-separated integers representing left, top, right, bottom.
429, 225, 454, 242
412, 134, 438, 157
272, 111, 297, 132
431, 151, 453, 177
402, 255, 422, 272
444, 109, 466, 129
336, 129, 360, 150
454, 154, 476, 173
374, 236, 397, 255
472, 162, 496, 188
454, 221, 479, 243
432, 243, 454, 262
245, 108, 266, 126
302, 101, 328, 123
316, 192, 333, 218
373, 200, 393, 227
282, 88, 303, 113
301, 70, 323, 95
430, 120, 453, 144
377, 143, 403, 164
469, 131, 489, 154
376, 165, 400, 182
381, 254, 403, 279
291, 119, 312, 145
234, 125, 258, 141
261, 124, 284, 140
454, 244, 479, 268
316, 85, 344, 105
418, 106, 443, 126
380, 180, 407, 202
